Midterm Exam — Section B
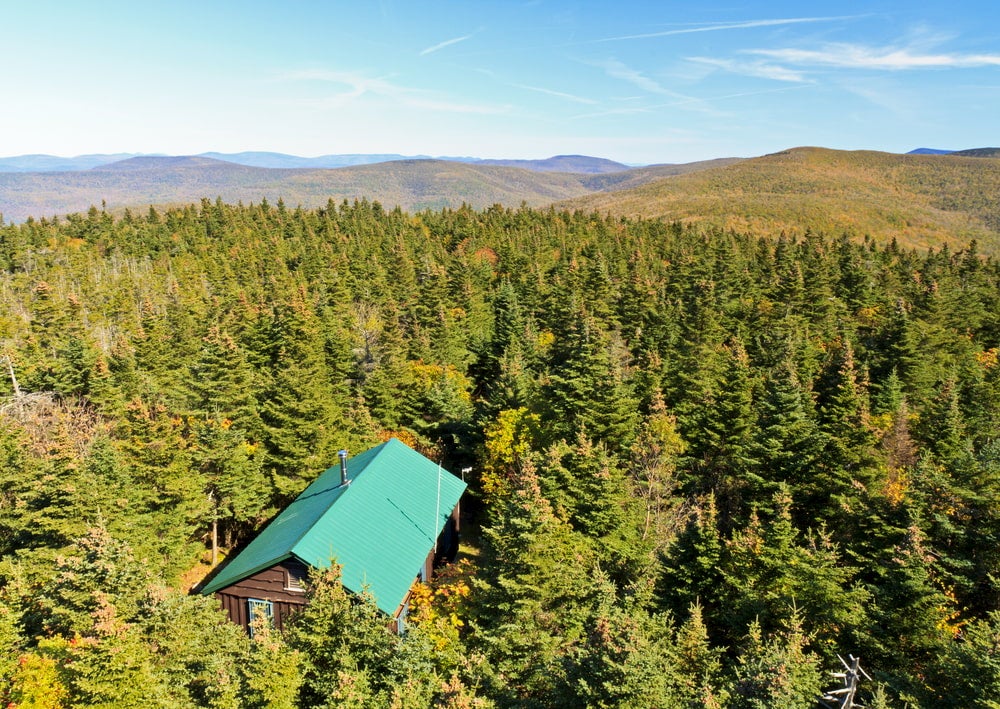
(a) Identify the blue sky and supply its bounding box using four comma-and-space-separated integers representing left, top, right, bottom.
2, 1, 997, 164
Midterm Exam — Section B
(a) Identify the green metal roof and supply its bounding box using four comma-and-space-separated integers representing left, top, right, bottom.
200, 438, 467, 615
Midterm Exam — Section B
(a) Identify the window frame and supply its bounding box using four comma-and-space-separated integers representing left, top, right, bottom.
247, 598, 274, 637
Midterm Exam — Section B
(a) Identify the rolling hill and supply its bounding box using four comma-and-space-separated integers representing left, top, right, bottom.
951, 147, 1000, 158
0, 157, 606, 223
4, 147, 1000, 256
0, 154, 740, 224
558, 147, 1000, 254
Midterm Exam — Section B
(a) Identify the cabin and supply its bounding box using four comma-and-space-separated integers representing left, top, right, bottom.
199, 438, 466, 633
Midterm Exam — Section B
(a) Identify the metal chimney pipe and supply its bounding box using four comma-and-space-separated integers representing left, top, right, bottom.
338, 449, 349, 486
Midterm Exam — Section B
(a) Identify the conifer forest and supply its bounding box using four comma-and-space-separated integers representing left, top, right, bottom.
2, 199, 1000, 707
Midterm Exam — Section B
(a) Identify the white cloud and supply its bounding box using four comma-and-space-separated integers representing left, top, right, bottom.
590, 59, 733, 117
598, 59, 690, 99
749, 43, 1000, 70
419, 33, 474, 56
279, 69, 508, 115
513, 83, 598, 104
569, 106, 651, 120
596, 16, 861, 43
687, 57, 810, 83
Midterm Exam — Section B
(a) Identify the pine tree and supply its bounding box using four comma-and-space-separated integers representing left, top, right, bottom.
717, 487, 870, 660
749, 359, 825, 514
930, 610, 1000, 707
671, 602, 729, 707
658, 494, 725, 621
284, 563, 398, 707
540, 310, 638, 452
812, 337, 881, 522
258, 299, 344, 501
471, 460, 604, 706
728, 612, 824, 709
559, 599, 682, 708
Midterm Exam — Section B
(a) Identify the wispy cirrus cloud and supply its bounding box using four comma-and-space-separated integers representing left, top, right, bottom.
596, 16, 860, 42
667, 83, 813, 106
598, 58, 691, 100
281, 69, 508, 115
748, 43, 1000, 70
419, 32, 475, 56
687, 57, 810, 83
569, 106, 651, 121
594, 58, 722, 115
512, 83, 598, 104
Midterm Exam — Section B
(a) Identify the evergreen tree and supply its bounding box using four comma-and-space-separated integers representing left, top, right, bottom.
471, 460, 604, 707
284, 564, 398, 707
728, 613, 823, 709
539, 310, 638, 451
559, 600, 682, 708
750, 359, 825, 515
658, 494, 725, 621
258, 299, 344, 501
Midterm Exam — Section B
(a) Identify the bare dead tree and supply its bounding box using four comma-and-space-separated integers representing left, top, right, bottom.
1, 354, 21, 398
819, 655, 872, 709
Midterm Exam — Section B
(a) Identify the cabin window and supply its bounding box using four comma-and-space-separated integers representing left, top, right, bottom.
247, 598, 274, 637
285, 562, 308, 592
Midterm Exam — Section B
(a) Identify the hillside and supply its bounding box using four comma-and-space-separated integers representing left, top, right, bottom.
0, 158, 601, 223
472, 154, 630, 173
951, 147, 1000, 158
198, 151, 416, 169
0, 153, 736, 224
579, 157, 745, 191
5, 148, 1000, 256
559, 147, 1000, 254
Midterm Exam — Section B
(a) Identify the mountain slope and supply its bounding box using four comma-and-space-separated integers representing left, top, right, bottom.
197, 151, 417, 169
951, 147, 1000, 158
472, 155, 630, 173
580, 157, 745, 191
7, 147, 997, 256
0, 158, 602, 223
559, 147, 1000, 254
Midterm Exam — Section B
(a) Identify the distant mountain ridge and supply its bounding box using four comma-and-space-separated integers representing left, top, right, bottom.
198, 152, 421, 169
469, 155, 630, 174
907, 147, 1000, 157
951, 147, 1000, 158
0, 157, 667, 224
0, 153, 142, 172
89, 156, 235, 172
0, 151, 631, 174
4, 146, 1000, 256
0, 153, 738, 225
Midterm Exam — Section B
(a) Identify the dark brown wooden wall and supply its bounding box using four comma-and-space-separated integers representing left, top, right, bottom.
214, 559, 308, 631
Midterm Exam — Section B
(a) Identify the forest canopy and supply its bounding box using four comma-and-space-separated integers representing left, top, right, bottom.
1, 199, 1000, 707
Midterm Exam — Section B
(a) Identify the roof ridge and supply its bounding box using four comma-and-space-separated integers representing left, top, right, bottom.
287, 439, 390, 554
